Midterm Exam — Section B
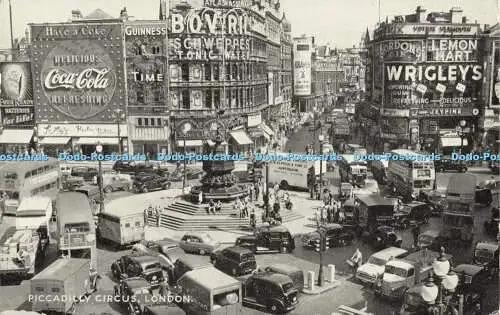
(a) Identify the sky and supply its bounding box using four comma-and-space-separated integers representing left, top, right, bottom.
0, 0, 498, 49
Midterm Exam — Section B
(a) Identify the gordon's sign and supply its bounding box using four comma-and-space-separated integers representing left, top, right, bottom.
377, 40, 423, 62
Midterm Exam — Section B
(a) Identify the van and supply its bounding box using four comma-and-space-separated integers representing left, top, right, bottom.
371, 160, 388, 185
171, 256, 212, 285
30, 258, 92, 314
263, 264, 304, 292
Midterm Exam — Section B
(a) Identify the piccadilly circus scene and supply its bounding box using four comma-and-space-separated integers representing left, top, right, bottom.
0, 0, 498, 314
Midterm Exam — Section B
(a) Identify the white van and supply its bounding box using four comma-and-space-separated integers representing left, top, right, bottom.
15, 196, 52, 239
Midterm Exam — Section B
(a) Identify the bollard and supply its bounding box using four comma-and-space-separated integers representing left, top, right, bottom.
328, 264, 335, 282
308, 271, 315, 291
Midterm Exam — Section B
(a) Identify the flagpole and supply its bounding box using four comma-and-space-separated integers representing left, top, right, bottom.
9, 0, 14, 49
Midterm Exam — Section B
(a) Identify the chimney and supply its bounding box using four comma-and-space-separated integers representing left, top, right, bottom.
416, 6, 427, 23
71, 10, 82, 20
485, 24, 490, 31
24, 28, 30, 44
450, 7, 463, 24
120, 7, 128, 20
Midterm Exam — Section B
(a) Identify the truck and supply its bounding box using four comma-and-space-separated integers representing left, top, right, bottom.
0, 227, 48, 284
442, 174, 476, 245
374, 249, 452, 300
177, 266, 242, 315
30, 258, 94, 314
267, 158, 327, 190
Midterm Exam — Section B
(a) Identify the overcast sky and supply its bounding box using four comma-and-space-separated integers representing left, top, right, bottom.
0, 0, 498, 49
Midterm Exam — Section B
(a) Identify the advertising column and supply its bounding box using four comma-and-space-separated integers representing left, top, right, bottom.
30, 22, 126, 155
293, 37, 312, 112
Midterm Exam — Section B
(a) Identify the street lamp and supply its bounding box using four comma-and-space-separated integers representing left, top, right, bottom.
318, 134, 324, 201
181, 122, 192, 192
112, 109, 125, 155
96, 143, 104, 214
458, 120, 467, 154
316, 223, 326, 287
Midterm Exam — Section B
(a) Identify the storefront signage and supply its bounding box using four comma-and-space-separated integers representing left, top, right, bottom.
0, 62, 33, 106
374, 23, 479, 39
38, 124, 128, 137
203, 0, 252, 8
386, 64, 482, 82
124, 25, 167, 36
427, 39, 478, 62
378, 40, 423, 62
491, 41, 500, 108
31, 24, 118, 40
1, 107, 35, 126
247, 113, 262, 128
293, 37, 313, 96
410, 107, 478, 117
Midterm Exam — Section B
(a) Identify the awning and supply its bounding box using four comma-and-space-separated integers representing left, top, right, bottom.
74, 137, 119, 145
177, 140, 203, 147
229, 130, 253, 145
206, 140, 227, 146
440, 137, 468, 147
251, 130, 270, 140
38, 137, 71, 145
260, 123, 275, 136
0, 129, 33, 144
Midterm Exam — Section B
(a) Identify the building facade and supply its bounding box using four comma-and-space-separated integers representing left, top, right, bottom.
30, 11, 128, 156
366, 6, 486, 152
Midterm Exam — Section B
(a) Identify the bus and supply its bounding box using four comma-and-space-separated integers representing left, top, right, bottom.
387, 149, 435, 200
344, 144, 367, 155
338, 155, 367, 186
0, 158, 61, 215
56, 192, 95, 257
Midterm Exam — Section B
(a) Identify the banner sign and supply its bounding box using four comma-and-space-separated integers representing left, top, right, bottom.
0, 106, 35, 126
491, 41, 500, 108
377, 40, 424, 62
38, 123, 128, 137
410, 107, 479, 117
0, 62, 33, 106
384, 63, 482, 110
374, 23, 479, 39
30, 23, 125, 122
427, 39, 478, 62
169, 8, 251, 61
293, 37, 313, 96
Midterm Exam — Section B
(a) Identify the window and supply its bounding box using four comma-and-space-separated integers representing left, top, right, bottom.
144, 118, 149, 126
150, 118, 155, 126
225, 64, 230, 80
137, 91, 144, 103
214, 90, 220, 108
205, 90, 212, 108
213, 64, 220, 80
137, 118, 143, 126
204, 64, 211, 81
157, 118, 162, 126
51, 287, 60, 293
182, 90, 190, 109
125, 223, 131, 228
181, 63, 189, 81
135, 221, 141, 227
35, 287, 44, 292
5, 172, 17, 180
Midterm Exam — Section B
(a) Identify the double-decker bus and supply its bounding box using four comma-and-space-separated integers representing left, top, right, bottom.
387, 149, 435, 199
338, 154, 367, 186
0, 158, 61, 215
56, 192, 95, 257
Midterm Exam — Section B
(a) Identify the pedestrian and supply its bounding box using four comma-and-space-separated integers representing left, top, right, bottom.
215, 200, 222, 213
208, 199, 215, 215
89, 264, 99, 293
239, 203, 244, 219
412, 224, 420, 247
254, 182, 260, 201
273, 183, 280, 196
338, 209, 345, 223
243, 202, 249, 218
198, 191, 203, 205
249, 185, 254, 202
350, 248, 363, 274
250, 208, 256, 229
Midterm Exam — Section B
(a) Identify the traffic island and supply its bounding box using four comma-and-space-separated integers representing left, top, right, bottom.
302, 266, 341, 295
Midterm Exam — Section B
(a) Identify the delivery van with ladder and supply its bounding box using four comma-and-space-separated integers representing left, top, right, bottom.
266, 156, 327, 190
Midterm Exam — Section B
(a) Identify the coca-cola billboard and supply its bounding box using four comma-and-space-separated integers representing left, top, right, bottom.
30, 23, 124, 122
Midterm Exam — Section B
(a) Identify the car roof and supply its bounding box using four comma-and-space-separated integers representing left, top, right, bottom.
372, 247, 408, 260
323, 223, 343, 230
176, 255, 212, 268
356, 195, 394, 207
178, 267, 240, 291
184, 232, 210, 239
386, 259, 413, 270
224, 246, 253, 254
404, 201, 427, 207
258, 225, 290, 233
476, 242, 499, 251
125, 277, 152, 289
266, 264, 301, 273
129, 254, 158, 263
254, 272, 293, 285
420, 230, 440, 237
454, 264, 484, 276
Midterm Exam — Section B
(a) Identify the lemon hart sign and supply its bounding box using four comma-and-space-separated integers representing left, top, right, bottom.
29, 22, 125, 122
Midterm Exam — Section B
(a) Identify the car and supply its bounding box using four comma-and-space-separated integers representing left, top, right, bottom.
483, 207, 499, 237
393, 201, 432, 229
113, 277, 157, 315
451, 264, 488, 314
113, 160, 155, 174
133, 175, 172, 193
417, 229, 446, 251
355, 247, 409, 286
235, 225, 295, 254
70, 166, 98, 181
475, 180, 497, 206
338, 183, 354, 201
260, 264, 305, 292
302, 223, 355, 249
171, 256, 212, 285
435, 157, 469, 172
364, 225, 402, 250
110, 254, 164, 287
473, 242, 499, 279
179, 232, 221, 255
211, 246, 257, 276
417, 191, 446, 216
60, 164, 72, 177
360, 179, 380, 195
93, 172, 133, 193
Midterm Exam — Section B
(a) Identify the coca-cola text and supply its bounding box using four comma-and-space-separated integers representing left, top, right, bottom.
44, 68, 110, 90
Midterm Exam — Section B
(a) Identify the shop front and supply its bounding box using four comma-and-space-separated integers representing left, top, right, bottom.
228, 128, 253, 155
246, 113, 274, 152
0, 128, 35, 154
173, 118, 229, 156
129, 117, 170, 158
37, 124, 128, 156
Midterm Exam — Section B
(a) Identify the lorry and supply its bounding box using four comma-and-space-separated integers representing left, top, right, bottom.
442, 174, 476, 245
0, 226, 48, 284
30, 258, 94, 314
267, 158, 327, 190
96, 194, 146, 247
374, 249, 452, 300
177, 266, 242, 315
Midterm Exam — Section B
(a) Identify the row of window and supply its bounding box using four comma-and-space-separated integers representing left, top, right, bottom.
31, 180, 59, 196
24, 163, 59, 179
172, 86, 268, 109
136, 117, 166, 127
171, 62, 268, 82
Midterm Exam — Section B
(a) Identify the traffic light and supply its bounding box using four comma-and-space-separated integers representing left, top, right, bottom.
314, 239, 321, 252
324, 238, 329, 250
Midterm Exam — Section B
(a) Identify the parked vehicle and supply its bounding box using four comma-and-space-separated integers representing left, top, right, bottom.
132, 239, 180, 258
374, 249, 451, 300
261, 264, 304, 292
71, 166, 98, 181
354, 195, 395, 236
473, 242, 499, 278
133, 175, 171, 193
364, 225, 402, 250
267, 158, 326, 190
62, 176, 85, 191
179, 232, 221, 255
72, 185, 100, 203
235, 225, 295, 254
93, 173, 132, 193
113, 161, 155, 175
113, 277, 156, 315
338, 183, 354, 201
30, 258, 95, 314
97, 193, 155, 248
171, 256, 212, 285
111, 254, 164, 288
211, 246, 257, 277
239, 272, 299, 313
393, 202, 432, 229
355, 247, 408, 286
371, 160, 388, 185
417, 191, 446, 216
302, 223, 355, 248
177, 266, 242, 315
360, 179, 380, 195
417, 230, 446, 251
435, 157, 468, 173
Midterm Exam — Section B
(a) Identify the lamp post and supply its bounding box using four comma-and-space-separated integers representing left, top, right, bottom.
112, 109, 125, 155
96, 143, 104, 214
181, 123, 192, 192
316, 223, 326, 287
459, 120, 467, 154
318, 134, 324, 201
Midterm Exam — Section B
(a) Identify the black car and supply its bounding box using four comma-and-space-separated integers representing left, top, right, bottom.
110, 254, 164, 287
113, 160, 155, 174
483, 207, 499, 237
417, 230, 446, 251
133, 175, 171, 193
364, 225, 402, 249
70, 166, 98, 181
211, 246, 257, 276
302, 223, 355, 249
435, 157, 468, 173
393, 201, 432, 229
113, 277, 156, 315
235, 225, 295, 254
473, 242, 499, 279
